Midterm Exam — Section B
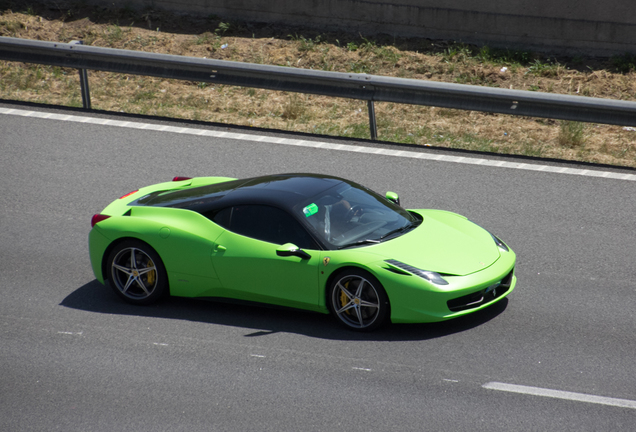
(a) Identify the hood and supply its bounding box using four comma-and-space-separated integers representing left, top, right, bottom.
367, 210, 501, 276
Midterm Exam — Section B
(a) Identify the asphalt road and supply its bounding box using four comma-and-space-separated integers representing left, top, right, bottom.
1, 103, 635, 431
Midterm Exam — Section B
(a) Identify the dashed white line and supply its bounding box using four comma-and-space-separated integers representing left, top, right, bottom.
2, 107, 635, 181
483, 382, 636, 410
352, 367, 372, 372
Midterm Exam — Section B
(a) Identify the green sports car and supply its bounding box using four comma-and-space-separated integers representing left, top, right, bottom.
89, 173, 516, 331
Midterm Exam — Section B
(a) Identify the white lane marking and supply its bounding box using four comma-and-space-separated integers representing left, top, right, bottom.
250, 354, 266, 358
153, 342, 168, 346
483, 382, 636, 409
2, 107, 635, 181
443, 379, 459, 383
352, 367, 372, 372
57, 331, 83, 335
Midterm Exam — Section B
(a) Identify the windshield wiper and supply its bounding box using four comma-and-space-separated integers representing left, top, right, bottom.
337, 239, 381, 249
380, 223, 413, 240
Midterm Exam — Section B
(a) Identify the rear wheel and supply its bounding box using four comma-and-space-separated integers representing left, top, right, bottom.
106, 240, 168, 305
328, 269, 390, 331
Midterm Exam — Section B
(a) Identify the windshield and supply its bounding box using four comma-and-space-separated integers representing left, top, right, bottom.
295, 181, 420, 249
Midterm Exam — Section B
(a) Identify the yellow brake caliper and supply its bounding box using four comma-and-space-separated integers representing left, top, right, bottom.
340, 281, 351, 315
146, 259, 156, 285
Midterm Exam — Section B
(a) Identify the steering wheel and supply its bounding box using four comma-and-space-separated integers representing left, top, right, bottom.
344, 205, 363, 222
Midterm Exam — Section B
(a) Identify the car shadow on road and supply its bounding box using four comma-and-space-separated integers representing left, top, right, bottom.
61, 280, 509, 342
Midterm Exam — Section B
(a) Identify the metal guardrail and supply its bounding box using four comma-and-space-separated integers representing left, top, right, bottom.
1, 36, 636, 139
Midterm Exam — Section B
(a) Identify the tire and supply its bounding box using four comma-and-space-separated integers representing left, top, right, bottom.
328, 269, 390, 331
106, 240, 168, 305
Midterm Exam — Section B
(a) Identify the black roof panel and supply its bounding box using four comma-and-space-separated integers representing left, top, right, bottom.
138, 173, 346, 213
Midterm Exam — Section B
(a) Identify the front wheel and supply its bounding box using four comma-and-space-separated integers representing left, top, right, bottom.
328, 269, 390, 331
106, 240, 168, 305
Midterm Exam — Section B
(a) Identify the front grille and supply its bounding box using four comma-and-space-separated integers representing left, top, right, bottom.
447, 269, 514, 312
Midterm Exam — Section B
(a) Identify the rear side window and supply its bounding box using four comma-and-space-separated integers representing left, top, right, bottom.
209, 207, 232, 229
213, 205, 317, 249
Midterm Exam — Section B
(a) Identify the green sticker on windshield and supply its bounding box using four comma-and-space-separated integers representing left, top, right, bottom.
303, 203, 319, 217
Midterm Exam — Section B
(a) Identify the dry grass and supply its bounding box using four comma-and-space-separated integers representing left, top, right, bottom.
1, 2, 636, 167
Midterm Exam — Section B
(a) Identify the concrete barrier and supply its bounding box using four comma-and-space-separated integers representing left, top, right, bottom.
91, 0, 635, 55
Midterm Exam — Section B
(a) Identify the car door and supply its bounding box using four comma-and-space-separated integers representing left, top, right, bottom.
210, 205, 322, 310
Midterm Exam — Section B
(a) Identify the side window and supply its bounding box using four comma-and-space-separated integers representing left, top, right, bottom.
209, 207, 232, 229
229, 205, 317, 249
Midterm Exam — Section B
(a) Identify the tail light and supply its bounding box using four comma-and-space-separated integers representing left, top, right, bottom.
91, 214, 110, 228
173, 176, 192, 181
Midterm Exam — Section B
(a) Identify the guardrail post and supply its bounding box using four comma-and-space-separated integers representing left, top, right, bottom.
71, 40, 91, 110
367, 100, 377, 140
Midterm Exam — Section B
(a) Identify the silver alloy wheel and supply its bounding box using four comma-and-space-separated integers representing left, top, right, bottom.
110, 247, 158, 300
332, 274, 381, 329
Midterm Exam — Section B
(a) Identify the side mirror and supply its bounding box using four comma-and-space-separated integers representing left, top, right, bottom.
276, 243, 311, 260
386, 191, 400, 206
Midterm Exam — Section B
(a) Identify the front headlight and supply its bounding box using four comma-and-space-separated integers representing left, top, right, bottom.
490, 233, 509, 252
385, 259, 449, 285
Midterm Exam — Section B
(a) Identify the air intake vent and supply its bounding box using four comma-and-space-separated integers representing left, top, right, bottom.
447, 269, 513, 312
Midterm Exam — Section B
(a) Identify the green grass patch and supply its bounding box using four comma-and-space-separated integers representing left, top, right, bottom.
558, 121, 587, 148
281, 94, 306, 120
289, 34, 323, 52
611, 53, 636, 73
525, 59, 563, 77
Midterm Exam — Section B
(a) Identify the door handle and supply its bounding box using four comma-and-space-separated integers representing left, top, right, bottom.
215, 245, 227, 252
276, 247, 311, 260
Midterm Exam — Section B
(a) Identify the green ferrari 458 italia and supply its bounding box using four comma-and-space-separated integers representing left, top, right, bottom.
89, 173, 516, 331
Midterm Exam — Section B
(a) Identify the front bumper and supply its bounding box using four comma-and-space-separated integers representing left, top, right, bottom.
380, 250, 516, 324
